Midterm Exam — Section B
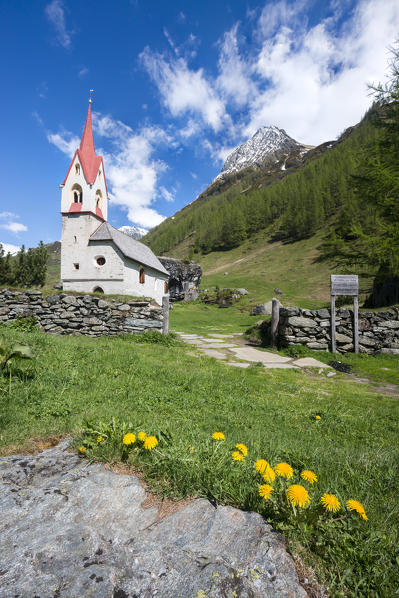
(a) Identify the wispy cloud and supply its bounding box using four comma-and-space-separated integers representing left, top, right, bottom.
45, 0, 73, 49
47, 131, 80, 158
159, 186, 176, 202
0, 212, 28, 235
140, 47, 226, 132
140, 0, 399, 158
78, 66, 89, 78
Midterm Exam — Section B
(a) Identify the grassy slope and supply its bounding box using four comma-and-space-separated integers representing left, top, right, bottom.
0, 325, 398, 596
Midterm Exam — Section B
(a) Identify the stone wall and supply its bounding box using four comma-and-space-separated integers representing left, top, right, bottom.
0, 289, 163, 337
278, 306, 399, 354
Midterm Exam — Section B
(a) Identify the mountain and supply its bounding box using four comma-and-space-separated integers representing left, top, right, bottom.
142, 112, 374, 258
118, 225, 148, 240
216, 126, 310, 181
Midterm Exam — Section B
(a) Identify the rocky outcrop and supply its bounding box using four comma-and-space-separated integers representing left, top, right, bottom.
0, 441, 307, 597
158, 257, 202, 301
0, 289, 163, 336
278, 306, 399, 354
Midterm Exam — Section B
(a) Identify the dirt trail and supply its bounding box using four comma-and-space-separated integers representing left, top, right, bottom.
204, 243, 279, 275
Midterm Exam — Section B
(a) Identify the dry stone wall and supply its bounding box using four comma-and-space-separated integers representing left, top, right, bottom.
278, 306, 399, 354
0, 289, 163, 337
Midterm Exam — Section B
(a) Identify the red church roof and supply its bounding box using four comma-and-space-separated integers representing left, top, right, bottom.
63, 102, 108, 195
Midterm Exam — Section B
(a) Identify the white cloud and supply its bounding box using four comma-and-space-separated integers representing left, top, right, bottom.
0, 212, 28, 235
244, 0, 399, 144
140, 47, 226, 132
47, 131, 80, 158
217, 24, 254, 107
138, 0, 399, 158
48, 113, 171, 229
78, 66, 89, 78
45, 0, 73, 49
159, 186, 175, 202
0, 242, 20, 256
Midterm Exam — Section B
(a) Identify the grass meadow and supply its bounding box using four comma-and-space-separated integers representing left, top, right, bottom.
0, 321, 398, 597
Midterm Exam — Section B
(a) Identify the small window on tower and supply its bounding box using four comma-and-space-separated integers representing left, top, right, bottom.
164, 281, 168, 293
74, 236, 77, 243
98, 170, 102, 177
139, 268, 145, 284
73, 263, 79, 270
75, 163, 80, 175
96, 256, 106, 266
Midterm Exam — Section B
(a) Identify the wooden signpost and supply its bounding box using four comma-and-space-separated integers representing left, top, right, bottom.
330, 275, 359, 353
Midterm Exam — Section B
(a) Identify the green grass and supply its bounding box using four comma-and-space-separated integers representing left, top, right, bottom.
0, 324, 398, 596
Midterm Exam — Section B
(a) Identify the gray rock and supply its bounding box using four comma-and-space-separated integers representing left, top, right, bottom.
359, 336, 376, 347
0, 443, 306, 598
125, 317, 162, 328
382, 320, 399, 329
252, 299, 282, 316
335, 333, 353, 344
379, 347, 399, 354
287, 316, 317, 328
315, 308, 330, 319
307, 342, 328, 350
158, 257, 202, 302
62, 295, 78, 306
235, 288, 249, 295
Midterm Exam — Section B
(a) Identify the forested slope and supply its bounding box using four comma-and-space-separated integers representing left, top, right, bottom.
143, 109, 377, 258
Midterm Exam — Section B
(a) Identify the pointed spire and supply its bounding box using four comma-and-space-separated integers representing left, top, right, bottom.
79, 102, 96, 158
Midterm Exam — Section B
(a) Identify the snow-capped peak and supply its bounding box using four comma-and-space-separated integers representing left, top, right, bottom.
118, 225, 148, 240
217, 126, 306, 179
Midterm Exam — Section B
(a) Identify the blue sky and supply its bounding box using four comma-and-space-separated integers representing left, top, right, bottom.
1, 0, 398, 253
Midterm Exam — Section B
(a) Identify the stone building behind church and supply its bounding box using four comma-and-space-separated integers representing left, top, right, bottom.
60, 101, 169, 305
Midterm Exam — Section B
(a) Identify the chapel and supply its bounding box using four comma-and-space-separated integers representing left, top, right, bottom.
60, 100, 169, 305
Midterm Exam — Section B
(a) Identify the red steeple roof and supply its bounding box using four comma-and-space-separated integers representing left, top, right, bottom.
63, 102, 108, 195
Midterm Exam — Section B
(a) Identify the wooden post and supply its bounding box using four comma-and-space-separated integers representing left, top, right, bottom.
271, 298, 280, 347
162, 295, 169, 335
353, 295, 359, 353
331, 294, 336, 353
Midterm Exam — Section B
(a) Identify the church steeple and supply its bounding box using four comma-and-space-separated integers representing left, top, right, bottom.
61, 97, 108, 222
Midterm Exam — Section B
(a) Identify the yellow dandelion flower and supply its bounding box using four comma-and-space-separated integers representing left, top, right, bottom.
212, 432, 225, 441
232, 450, 245, 461
255, 459, 269, 474
137, 431, 147, 442
321, 493, 341, 512
97, 436, 103, 443
79, 446, 86, 454
275, 462, 294, 479
235, 443, 248, 456
346, 499, 368, 521
287, 484, 310, 508
144, 435, 158, 450
263, 465, 276, 483
258, 484, 274, 500
301, 470, 318, 484
315, 415, 321, 420
122, 433, 136, 446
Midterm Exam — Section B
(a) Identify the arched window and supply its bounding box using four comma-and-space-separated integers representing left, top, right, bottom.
71, 183, 83, 204
139, 268, 145, 284
164, 281, 168, 293
93, 286, 104, 294
95, 189, 102, 209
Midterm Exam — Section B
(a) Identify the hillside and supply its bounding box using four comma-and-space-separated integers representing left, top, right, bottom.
143, 110, 375, 259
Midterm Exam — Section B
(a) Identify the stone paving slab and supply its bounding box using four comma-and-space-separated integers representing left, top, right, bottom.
201, 349, 227, 359
208, 334, 234, 338
199, 342, 238, 349
264, 363, 299, 369
227, 362, 251, 368
230, 347, 293, 364
292, 358, 331, 368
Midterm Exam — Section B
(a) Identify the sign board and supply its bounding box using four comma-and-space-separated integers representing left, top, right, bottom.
331, 275, 358, 296
330, 274, 359, 354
